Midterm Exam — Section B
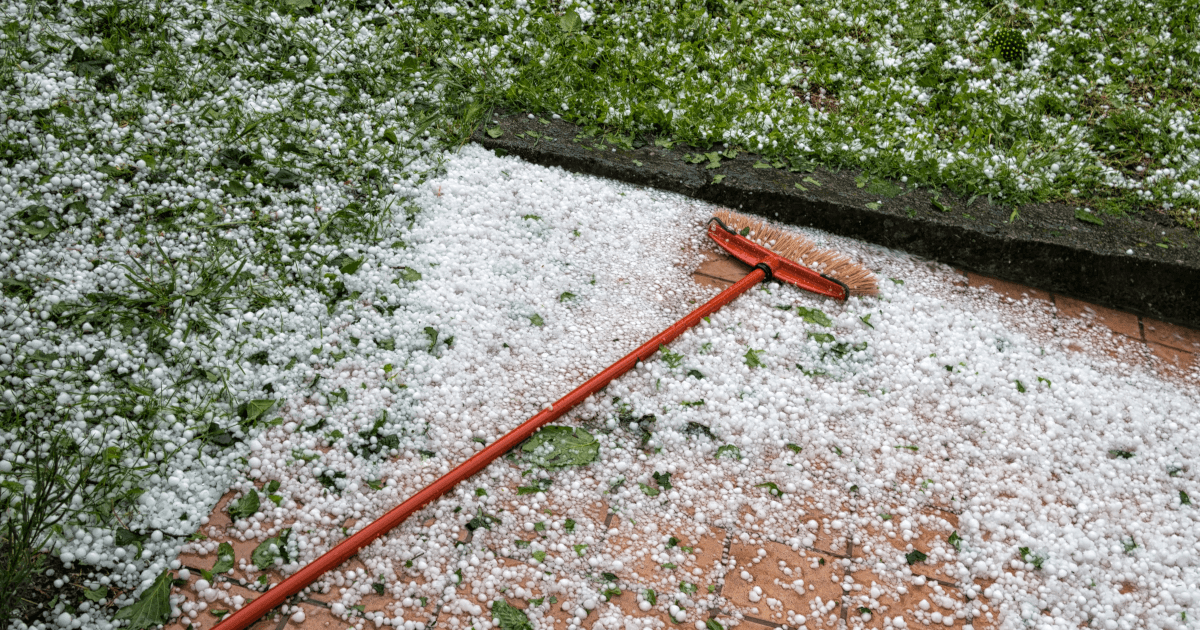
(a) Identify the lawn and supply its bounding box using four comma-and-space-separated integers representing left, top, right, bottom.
0, 0, 1197, 628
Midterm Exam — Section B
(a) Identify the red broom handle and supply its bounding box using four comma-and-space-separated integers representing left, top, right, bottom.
213, 268, 767, 630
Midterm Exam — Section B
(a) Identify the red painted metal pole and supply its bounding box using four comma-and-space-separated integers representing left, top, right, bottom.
212, 267, 768, 630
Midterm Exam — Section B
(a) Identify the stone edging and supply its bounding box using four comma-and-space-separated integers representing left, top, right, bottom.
470, 109, 1200, 330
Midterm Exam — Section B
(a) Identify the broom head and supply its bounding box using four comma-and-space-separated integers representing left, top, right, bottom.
709, 209, 878, 299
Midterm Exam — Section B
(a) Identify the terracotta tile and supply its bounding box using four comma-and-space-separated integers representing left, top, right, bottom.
959, 578, 997, 630
858, 510, 961, 584
884, 472, 960, 513
1148, 341, 1198, 374
598, 588, 680, 629
604, 519, 725, 591
740, 501, 850, 557
289, 601, 345, 630
505, 595, 577, 630
172, 541, 305, 630
474, 557, 557, 599
505, 583, 627, 630
233, 539, 275, 580
342, 592, 401, 616
166, 577, 284, 630
966, 273, 1051, 304
432, 601, 499, 630
177, 551, 215, 573
1054, 323, 1155, 368
842, 566, 969, 629
490, 479, 610, 579
206, 491, 236, 529
693, 273, 735, 290
305, 559, 440, 628
541, 487, 609, 532
1143, 317, 1200, 352
694, 257, 752, 285
1054, 295, 1142, 339
724, 540, 843, 625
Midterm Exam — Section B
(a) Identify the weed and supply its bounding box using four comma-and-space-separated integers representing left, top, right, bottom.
1018, 547, 1046, 570
0, 419, 150, 621
659, 345, 684, 369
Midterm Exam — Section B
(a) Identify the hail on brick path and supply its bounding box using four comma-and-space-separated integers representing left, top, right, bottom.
154, 144, 1200, 630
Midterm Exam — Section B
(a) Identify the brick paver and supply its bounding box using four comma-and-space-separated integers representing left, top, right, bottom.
1143, 317, 1200, 353
1147, 341, 1198, 372
1053, 294, 1142, 340
965, 272, 1051, 304
961, 267, 1197, 381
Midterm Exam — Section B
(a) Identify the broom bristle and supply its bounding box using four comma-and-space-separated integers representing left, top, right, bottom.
713, 209, 878, 297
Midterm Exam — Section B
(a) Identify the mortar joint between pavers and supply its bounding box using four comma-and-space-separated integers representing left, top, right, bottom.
840, 539, 854, 625
742, 614, 784, 628
272, 608, 290, 630
713, 527, 736, 600
930, 505, 963, 518
718, 529, 734, 572
422, 599, 444, 630
726, 527, 854, 561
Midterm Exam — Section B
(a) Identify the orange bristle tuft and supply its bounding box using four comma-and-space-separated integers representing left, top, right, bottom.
712, 209, 878, 297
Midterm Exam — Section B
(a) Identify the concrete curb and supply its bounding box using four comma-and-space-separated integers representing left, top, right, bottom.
470, 109, 1200, 330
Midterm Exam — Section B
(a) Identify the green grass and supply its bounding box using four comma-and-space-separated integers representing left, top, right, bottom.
462, 0, 1199, 227
0, 0, 1198, 624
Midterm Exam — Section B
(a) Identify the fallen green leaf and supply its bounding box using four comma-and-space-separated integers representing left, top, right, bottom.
492, 600, 533, 630
522, 426, 599, 468
795, 306, 832, 327
227, 490, 260, 521
252, 532, 288, 570
559, 8, 581, 32
213, 542, 235, 574
715, 444, 742, 460
112, 570, 172, 630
